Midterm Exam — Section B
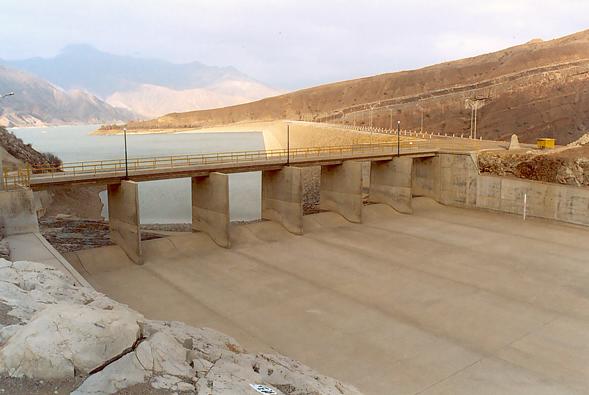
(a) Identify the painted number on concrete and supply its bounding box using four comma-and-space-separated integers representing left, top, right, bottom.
250, 384, 278, 394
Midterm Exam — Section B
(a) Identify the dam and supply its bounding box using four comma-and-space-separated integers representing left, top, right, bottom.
1, 122, 589, 394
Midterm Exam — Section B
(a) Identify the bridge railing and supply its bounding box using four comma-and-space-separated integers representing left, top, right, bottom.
5, 140, 434, 186
2, 166, 32, 190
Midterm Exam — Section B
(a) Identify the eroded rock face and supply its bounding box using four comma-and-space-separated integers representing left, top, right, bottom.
0, 259, 363, 395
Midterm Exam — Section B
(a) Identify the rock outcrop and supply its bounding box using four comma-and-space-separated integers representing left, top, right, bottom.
0, 259, 362, 394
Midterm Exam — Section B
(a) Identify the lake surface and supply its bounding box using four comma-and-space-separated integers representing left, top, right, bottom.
9, 125, 265, 223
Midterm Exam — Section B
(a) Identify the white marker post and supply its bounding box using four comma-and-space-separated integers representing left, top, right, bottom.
523, 193, 527, 221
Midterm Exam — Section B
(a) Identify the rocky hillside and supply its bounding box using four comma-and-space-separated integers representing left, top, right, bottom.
0, 126, 58, 170
0, 259, 361, 394
3, 45, 283, 118
0, 65, 135, 127
122, 29, 589, 144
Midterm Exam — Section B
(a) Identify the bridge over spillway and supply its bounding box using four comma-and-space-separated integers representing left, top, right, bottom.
1, 140, 439, 264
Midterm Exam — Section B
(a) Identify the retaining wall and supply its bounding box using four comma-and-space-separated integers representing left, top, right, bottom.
0, 188, 39, 235
413, 152, 589, 226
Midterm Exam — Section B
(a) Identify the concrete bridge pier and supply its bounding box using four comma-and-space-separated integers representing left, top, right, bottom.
192, 172, 230, 248
107, 180, 142, 264
320, 161, 364, 223
369, 157, 414, 214
262, 166, 304, 234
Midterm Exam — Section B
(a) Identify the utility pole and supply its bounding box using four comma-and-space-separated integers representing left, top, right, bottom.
473, 106, 479, 140
465, 95, 491, 139
390, 109, 393, 130
420, 107, 424, 133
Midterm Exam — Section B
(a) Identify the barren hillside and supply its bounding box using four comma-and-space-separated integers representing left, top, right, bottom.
121, 30, 589, 144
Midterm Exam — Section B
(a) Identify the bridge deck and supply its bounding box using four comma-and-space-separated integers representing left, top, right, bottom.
9, 143, 437, 190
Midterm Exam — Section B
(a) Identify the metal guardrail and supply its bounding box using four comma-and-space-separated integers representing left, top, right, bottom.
2, 166, 32, 190
4, 141, 437, 188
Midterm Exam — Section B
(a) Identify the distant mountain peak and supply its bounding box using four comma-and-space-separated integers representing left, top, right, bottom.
1, 45, 261, 98
0, 45, 281, 118
0, 64, 135, 127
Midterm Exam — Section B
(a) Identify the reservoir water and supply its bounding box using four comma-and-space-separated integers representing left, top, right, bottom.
9, 125, 265, 223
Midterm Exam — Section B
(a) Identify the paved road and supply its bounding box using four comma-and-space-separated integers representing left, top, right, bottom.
66, 198, 589, 395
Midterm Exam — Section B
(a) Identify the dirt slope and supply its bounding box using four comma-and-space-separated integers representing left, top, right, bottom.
121, 29, 589, 144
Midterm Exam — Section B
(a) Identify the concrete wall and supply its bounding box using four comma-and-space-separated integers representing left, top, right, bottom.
413, 152, 589, 227
477, 175, 589, 226
320, 161, 364, 223
192, 172, 230, 247
107, 180, 142, 264
412, 156, 440, 200
369, 157, 413, 214
0, 188, 39, 235
262, 166, 304, 234
438, 153, 479, 207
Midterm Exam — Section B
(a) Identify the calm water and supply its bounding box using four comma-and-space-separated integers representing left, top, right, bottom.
9, 125, 265, 223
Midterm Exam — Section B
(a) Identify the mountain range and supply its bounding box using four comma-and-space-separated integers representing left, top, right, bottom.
0, 65, 134, 127
2, 45, 282, 119
124, 29, 589, 144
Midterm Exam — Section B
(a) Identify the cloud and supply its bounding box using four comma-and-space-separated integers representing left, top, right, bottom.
0, 0, 588, 90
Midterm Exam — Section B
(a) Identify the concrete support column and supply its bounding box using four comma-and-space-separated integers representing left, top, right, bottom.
107, 180, 142, 264
320, 161, 364, 223
262, 166, 304, 234
192, 172, 230, 248
0, 188, 39, 235
369, 157, 413, 214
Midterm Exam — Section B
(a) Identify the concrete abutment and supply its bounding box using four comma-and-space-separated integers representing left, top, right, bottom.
0, 188, 39, 235
262, 166, 304, 234
192, 172, 230, 248
107, 180, 142, 264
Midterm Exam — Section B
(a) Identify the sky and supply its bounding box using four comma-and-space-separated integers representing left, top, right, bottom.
1, 0, 588, 90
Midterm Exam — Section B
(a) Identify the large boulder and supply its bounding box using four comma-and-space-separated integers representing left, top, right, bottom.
0, 303, 142, 379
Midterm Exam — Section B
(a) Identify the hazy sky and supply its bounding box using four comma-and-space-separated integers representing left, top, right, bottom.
1, 0, 588, 90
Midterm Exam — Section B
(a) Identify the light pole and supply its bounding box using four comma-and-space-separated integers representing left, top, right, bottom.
397, 121, 401, 156
123, 127, 129, 179
286, 123, 290, 165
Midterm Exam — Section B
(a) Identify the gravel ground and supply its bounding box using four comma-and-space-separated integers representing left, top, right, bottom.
39, 217, 163, 253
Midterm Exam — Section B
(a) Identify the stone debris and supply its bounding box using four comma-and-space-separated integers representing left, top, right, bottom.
478, 150, 589, 187
0, 259, 363, 395
567, 132, 589, 147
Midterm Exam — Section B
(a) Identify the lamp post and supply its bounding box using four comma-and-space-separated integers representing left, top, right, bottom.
286, 123, 290, 165
397, 121, 401, 156
123, 127, 129, 179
